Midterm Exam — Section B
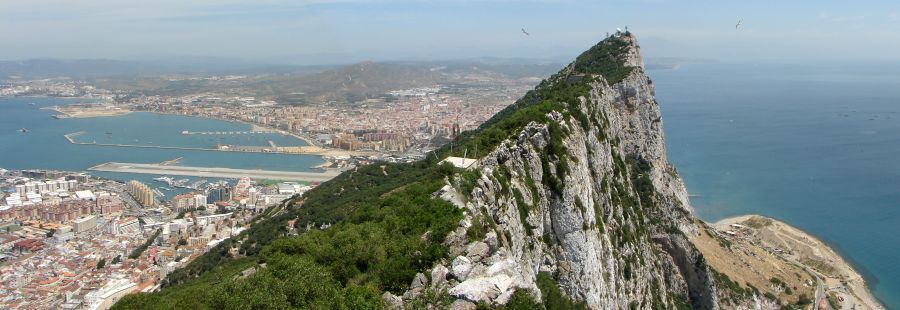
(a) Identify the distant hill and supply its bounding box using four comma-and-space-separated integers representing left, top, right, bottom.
259, 61, 445, 104
0, 58, 558, 104
258, 60, 561, 104
0, 59, 158, 79
0, 58, 335, 80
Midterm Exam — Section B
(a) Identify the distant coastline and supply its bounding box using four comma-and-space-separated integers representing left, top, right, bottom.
143, 111, 381, 157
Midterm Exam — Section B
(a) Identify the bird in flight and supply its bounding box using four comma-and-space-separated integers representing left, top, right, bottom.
736, 19, 743, 29
521, 28, 530, 36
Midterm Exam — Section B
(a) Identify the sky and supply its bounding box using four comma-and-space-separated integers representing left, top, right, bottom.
2, 0, 900, 64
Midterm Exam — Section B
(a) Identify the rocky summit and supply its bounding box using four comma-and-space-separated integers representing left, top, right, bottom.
113, 32, 833, 310
425, 32, 717, 309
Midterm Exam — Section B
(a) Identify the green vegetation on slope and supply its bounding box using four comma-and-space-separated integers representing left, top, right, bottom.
114, 33, 637, 309
116, 162, 463, 308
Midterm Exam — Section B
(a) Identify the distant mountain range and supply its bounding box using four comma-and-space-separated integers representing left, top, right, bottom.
1, 57, 562, 106
0, 57, 563, 80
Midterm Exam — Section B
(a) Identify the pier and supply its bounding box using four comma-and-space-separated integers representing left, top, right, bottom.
89, 162, 342, 182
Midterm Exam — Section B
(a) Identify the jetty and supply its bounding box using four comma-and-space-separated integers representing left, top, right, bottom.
89, 162, 342, 182
64, 131, 85, 143
159, 157, 184, 166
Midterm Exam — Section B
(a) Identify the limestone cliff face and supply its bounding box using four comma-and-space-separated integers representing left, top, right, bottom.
408, 34, 749, 309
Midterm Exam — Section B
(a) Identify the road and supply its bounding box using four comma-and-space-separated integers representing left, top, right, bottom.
89, 162, 342, 182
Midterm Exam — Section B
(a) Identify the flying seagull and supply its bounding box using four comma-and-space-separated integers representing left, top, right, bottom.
521, 28, 529, 36
736, 19, 743, 29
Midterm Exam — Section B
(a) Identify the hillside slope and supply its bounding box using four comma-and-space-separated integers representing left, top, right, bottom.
115, 32, 826, 310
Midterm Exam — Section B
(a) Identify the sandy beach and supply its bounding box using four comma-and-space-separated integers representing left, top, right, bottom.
700, 215, 884, 309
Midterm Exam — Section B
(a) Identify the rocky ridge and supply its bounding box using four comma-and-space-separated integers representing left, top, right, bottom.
394, 33, 767, 309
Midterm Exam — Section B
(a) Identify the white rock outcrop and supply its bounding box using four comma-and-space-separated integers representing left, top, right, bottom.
432, 33, 724, 309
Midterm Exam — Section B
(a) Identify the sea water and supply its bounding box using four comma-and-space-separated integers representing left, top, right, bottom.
0, 97, 326, 198
652, 61, 900, 308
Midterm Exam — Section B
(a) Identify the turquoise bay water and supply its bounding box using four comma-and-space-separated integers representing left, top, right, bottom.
0, 98, 325, 198
652, 62, 900, 308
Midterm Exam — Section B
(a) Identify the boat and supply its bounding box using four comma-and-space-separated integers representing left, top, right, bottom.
105, 131, 112, 135
190, 180, 207, 189
18, 128, 28, 133
29, 102, 36, 106
153, 176, 174, 184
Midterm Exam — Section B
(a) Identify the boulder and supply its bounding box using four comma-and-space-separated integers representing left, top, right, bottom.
451, 256, 472, 280
466, 241, 490, 262
382, 292, 403, 310
431, 264, 449, 288
448, 278, 503, 303
450, 299, 477, 310
411, 272, 428, 289
484, 231, 499, 252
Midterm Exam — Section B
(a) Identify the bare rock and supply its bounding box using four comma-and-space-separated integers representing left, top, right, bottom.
451, 256, 472, 281
484, 232, 499, 252
466, 241, 490, 262
411, 272, 428, 289
450, 299, 477, 310
431, 264, 449, 288
448, 277, 504, 303
382, 292, 403, 310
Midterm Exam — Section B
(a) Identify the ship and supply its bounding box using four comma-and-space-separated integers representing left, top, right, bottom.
19, 128, 28, 133
153, 176, 174, 184
173, 179, 192, 189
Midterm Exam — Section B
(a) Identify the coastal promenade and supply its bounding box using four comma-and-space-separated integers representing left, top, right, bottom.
89, 162, 342, 182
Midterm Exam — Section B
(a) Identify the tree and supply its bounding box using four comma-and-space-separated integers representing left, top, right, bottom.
97, 259, 106, 269
111, 255, 121, 265
178, 238, 188, 246
796, 293, 812, 306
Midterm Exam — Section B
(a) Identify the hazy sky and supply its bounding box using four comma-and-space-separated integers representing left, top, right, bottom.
2, 0, 900, 63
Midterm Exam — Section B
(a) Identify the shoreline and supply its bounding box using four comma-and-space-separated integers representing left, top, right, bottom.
143, 111, 380, 157
49, 110, 374, 157
40, 100, 384, 157
708, 215, 884, 309
146, 111, 321, 147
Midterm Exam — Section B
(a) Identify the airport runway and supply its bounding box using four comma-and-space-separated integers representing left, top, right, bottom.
89, 162, 342, 182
